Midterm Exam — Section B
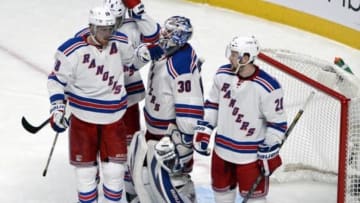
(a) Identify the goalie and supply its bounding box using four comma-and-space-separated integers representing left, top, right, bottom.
125, 15, 204, 203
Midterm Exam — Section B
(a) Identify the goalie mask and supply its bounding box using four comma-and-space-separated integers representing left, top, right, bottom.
225, 35, 260, 65
160, 16, 193, 52
104, 0, 126, 29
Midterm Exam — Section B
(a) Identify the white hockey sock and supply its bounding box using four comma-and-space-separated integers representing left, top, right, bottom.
75, 166, 98, 203
102, 162, 126, 203
214, 189, 236, 203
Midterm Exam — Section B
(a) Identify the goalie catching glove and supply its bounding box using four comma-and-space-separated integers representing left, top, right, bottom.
257, 142, 282, 176
49, 102, 69, 133
193, 120, 213, 156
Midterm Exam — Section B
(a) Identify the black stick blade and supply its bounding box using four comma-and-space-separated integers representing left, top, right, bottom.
21, 116, 50, 134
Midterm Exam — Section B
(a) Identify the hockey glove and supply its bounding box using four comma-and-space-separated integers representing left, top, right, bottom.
155, 136, 177, 173
193, 120, 213, 156
257, 143, 282, 176
123, 0, 144, 19
50, 102, 68, 133
147, 44, 164, 61
135, 43, 164, 63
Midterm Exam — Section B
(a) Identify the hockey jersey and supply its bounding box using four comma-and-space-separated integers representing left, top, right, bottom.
47, 32, 145, 124
204, 64, 287, 164
144, 43, 204, 138
74, 14, 160, 107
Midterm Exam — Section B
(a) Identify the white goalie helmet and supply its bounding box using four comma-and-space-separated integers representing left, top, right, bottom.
225, 35, 260, 63
89, 6, 116, 26
104, 0, 126, 18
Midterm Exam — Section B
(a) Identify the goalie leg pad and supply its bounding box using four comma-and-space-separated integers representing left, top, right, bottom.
127, 131, 154, 203
173, 174, 197, 203
102, 162, 126, 202
75, 166, 98, 203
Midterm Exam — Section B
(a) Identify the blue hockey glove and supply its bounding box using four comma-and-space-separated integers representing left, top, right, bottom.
147, 44, 164, 61
50, 102, 68, 133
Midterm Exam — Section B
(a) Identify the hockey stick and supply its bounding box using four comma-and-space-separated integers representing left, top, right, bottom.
42, 133, 59, 177
242, 91, 315, 203
21, 116, 50, 134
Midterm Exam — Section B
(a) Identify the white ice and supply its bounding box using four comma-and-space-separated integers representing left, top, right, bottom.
1, 0, 359, 202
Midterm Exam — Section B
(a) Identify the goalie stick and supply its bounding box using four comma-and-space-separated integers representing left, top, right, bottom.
21, 116, 50, 134
242, 91, 315, 203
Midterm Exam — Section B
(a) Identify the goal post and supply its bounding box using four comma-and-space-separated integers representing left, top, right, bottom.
256, 49, 360, 203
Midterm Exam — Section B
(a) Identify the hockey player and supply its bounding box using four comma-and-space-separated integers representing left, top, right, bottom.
127, 15, 204, 202
75, 0, 162, 146
74, 1, 163, 201
101, 1, 163, 201
193, 36, 288, 203
47, 7, 147, 203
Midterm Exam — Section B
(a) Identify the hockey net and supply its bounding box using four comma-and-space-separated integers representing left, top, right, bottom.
256, 49, 360, 203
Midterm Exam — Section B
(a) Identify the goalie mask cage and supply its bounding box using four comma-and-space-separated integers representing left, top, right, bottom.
256, 49, 360, 203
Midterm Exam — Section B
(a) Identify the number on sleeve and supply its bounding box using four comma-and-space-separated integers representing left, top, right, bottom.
275, 97, 284, 111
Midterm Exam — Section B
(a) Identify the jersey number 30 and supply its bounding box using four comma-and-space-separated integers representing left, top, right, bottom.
178, 80, 191, 93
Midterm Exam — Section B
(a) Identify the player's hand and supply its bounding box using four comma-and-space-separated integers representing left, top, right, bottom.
50, 102, 68, 133
257, 143, 282, 176
147, 44, 164, 61
135, 43, 164, 62
123, 0, 144, 18
193, 120, 212, 156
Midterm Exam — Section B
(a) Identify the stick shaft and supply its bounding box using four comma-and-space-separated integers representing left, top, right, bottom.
242, 91, 315, 203
42, 133, 59, 177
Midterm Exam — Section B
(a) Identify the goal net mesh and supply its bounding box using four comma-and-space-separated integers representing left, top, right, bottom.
256, 49, 360, 203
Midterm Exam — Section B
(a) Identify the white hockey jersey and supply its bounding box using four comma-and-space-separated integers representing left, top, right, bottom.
144, 43, 204, 138
47, 32, 145, 124
204, 64, 287, 164
74, 14, 160, 107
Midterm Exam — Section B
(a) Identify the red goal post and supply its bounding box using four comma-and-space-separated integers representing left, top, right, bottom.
256, 49, 360, 203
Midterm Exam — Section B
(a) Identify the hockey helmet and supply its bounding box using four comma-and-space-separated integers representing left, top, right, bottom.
104, 0, 126, 18
89, 6, 116, 26
225, 35, 260, 63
